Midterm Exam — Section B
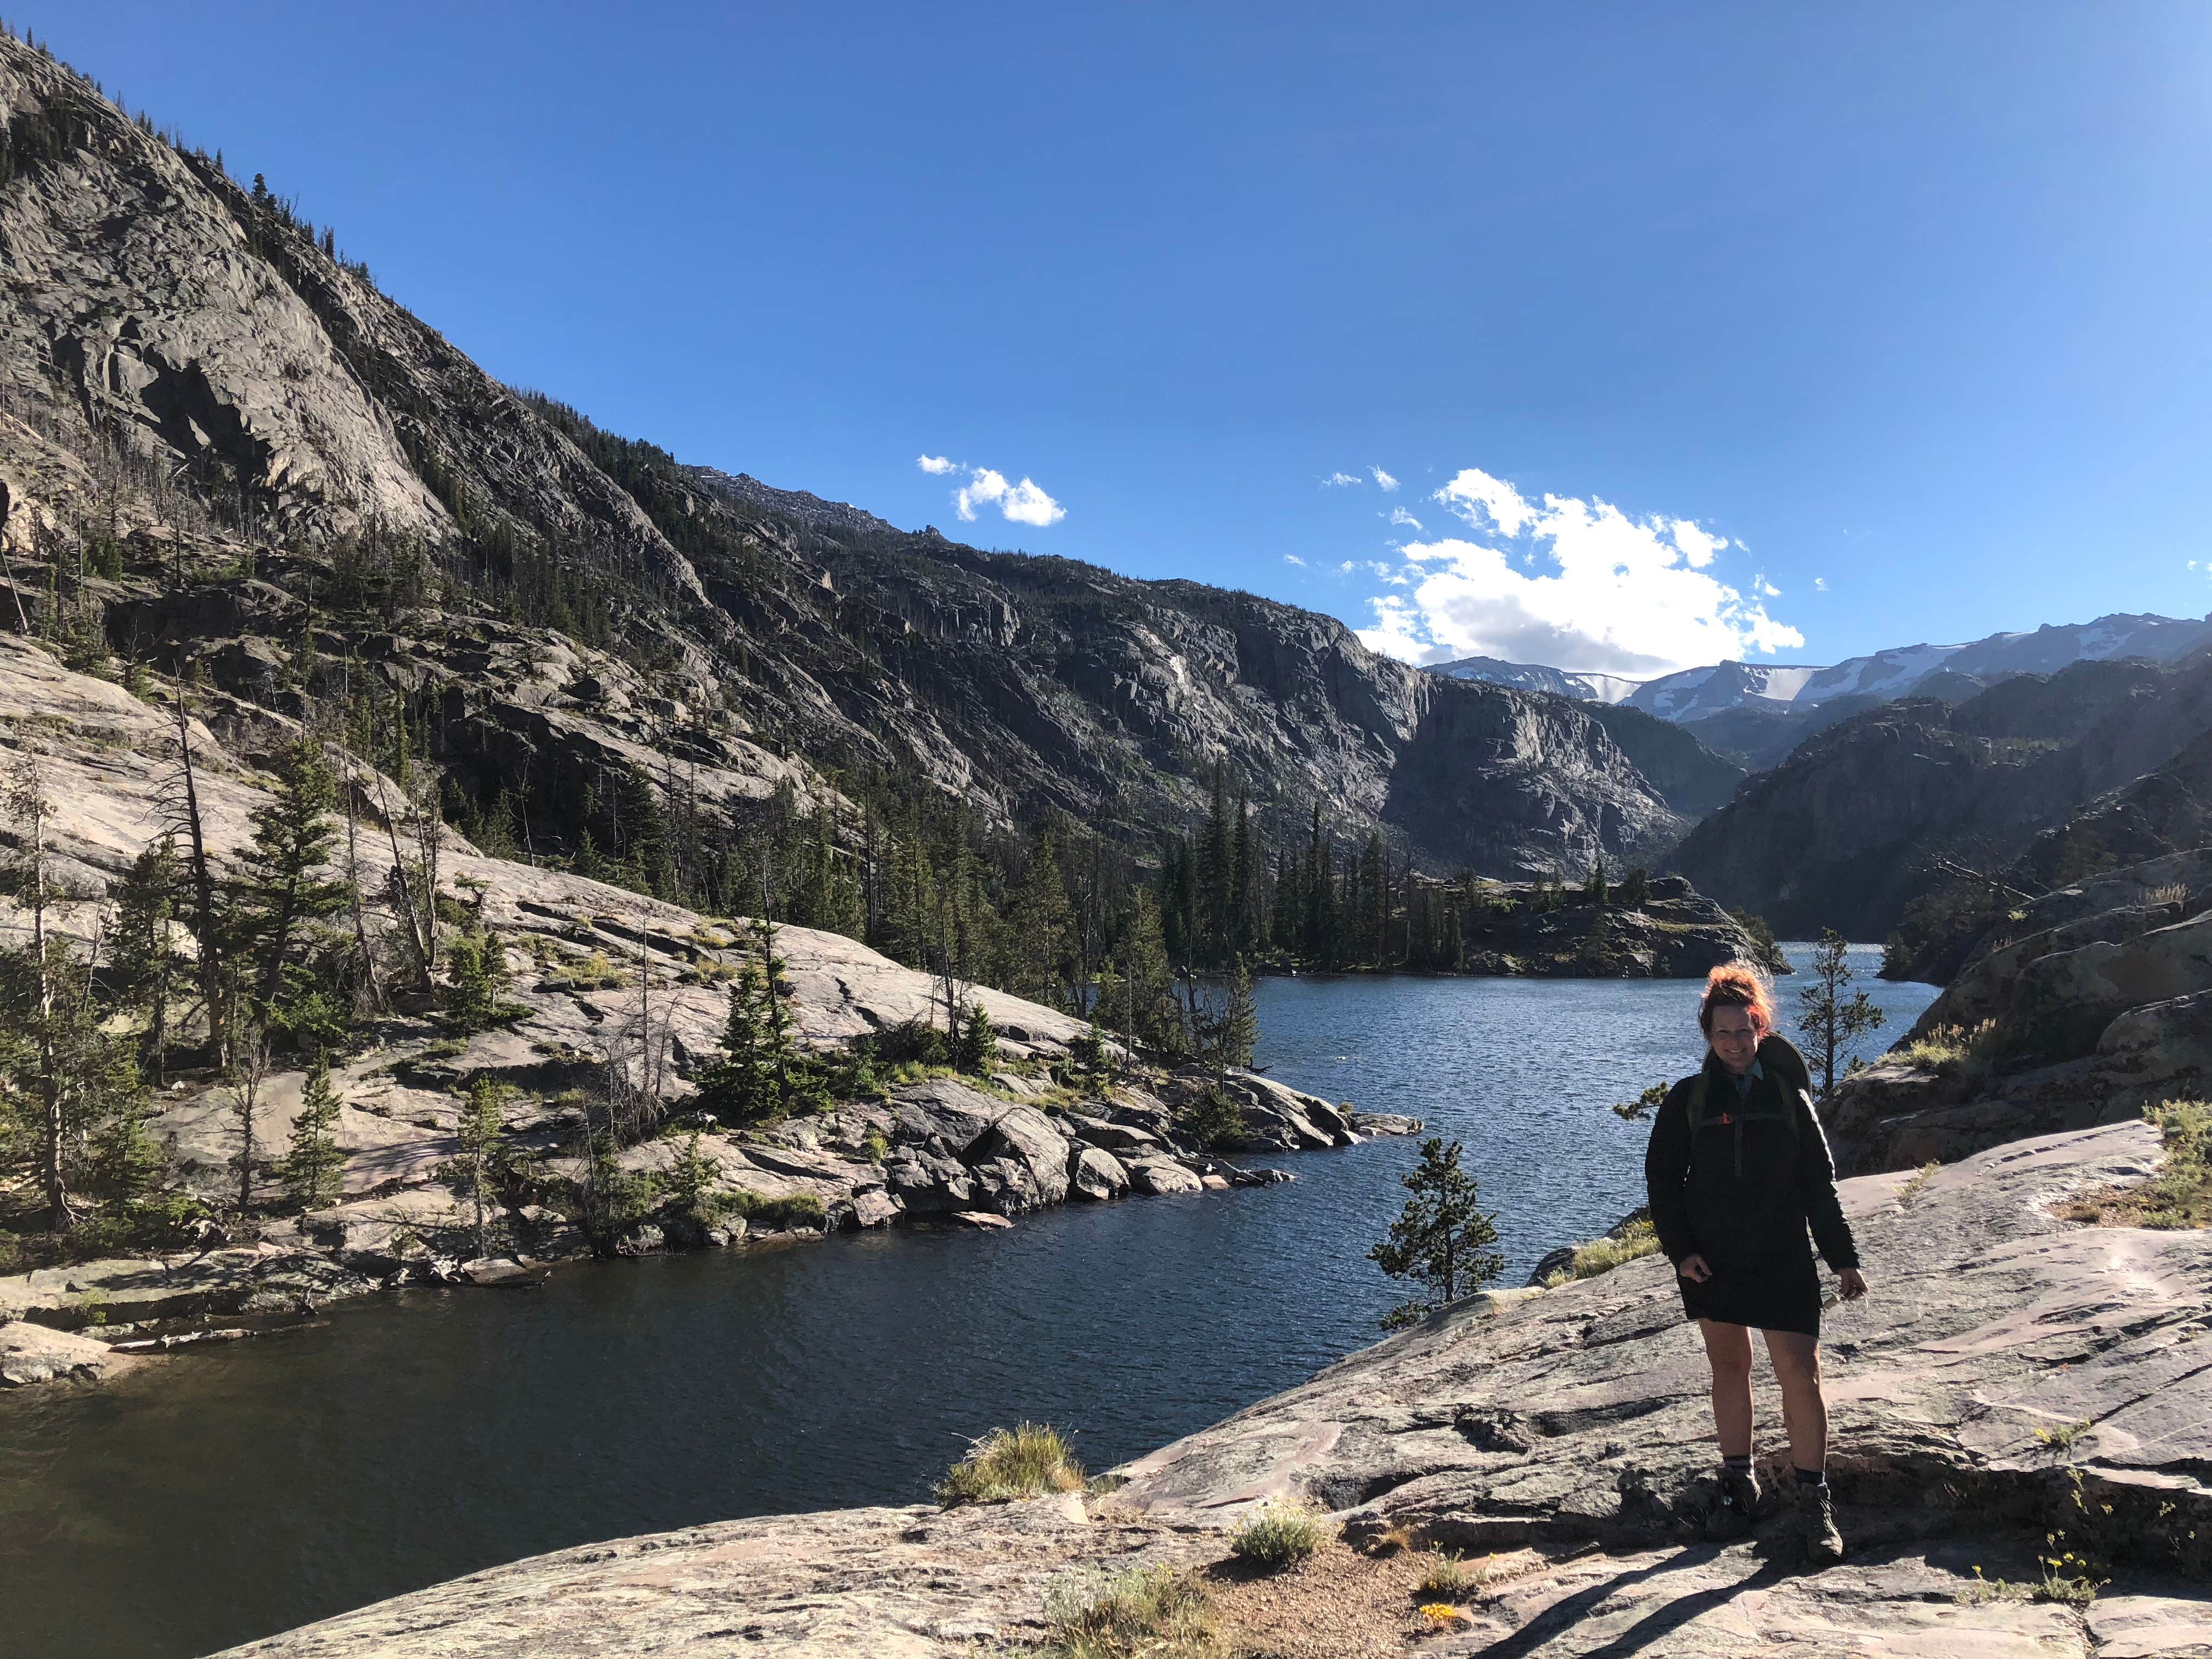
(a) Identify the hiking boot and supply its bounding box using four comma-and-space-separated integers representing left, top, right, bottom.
1705, 1467, 1760, 1540
1798, 1481, 1845, 1564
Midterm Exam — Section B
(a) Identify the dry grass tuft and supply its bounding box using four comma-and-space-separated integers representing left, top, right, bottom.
1539, 1217, 1660, 1287
1043, 1564, 1218, 1659
935, 1422, 1085, 1506
1893, 1019, 2003, 1081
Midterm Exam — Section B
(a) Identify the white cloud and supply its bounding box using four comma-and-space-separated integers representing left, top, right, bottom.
916, 454, 957, 475
1323, 471, 1361, 487
1283, 554, 1306, 567
1353, 467, 1805, 676
1386, 506, 1422, 529
1371, 466, 1400, 491
1814, 577, 1829, 591
941, 464, 1065, 527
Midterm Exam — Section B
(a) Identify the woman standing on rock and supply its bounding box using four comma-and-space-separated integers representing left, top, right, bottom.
1644, 962, 1867, 1562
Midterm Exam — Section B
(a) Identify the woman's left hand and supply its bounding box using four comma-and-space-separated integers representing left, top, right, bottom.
1838, 1268, 1868, 1301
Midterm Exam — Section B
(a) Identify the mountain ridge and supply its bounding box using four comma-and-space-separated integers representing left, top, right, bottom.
1432, 609, 2212, 730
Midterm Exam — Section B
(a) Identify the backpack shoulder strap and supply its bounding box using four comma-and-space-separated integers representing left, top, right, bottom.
1684, 1071, 1710, 1135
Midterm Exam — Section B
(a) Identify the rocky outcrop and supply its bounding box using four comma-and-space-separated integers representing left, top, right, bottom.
1672, 655, 2212, 939
213, 1120, 2212, 1657
1825, 847, 2212, 1175
1454, 873, 1778, 978
0, 634, 1412, 1365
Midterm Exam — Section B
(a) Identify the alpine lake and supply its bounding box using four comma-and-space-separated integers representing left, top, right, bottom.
0, 944, 1938, 1659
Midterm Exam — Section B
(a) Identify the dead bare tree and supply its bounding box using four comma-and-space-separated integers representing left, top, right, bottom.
162, 681, 229, 1069
228, 1033, 269, 1217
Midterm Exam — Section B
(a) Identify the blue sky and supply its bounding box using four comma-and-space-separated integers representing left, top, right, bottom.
38, 2, 2212, 677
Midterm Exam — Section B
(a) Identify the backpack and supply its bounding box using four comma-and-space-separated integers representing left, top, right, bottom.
1683, 1064, 1803, 1178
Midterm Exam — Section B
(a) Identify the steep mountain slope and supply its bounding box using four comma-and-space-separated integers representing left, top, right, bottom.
1577, 702, 1746, 816
1669, 654, 2212, 939
0, 36, 1681, 879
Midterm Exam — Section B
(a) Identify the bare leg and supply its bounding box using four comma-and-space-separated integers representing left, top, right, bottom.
1762, 1329, 1828, 1472
1699, 1319, 1754, 1458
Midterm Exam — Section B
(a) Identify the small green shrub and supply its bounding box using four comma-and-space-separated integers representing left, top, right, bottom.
2034, 1419, 2093, 1453
861, 1130, 890, 1165
1227, 1499, 1328, 1571
1175, 1085, 1245, 1152
1042, 1564, 1217, 1659
935, 1422, 1086, 1505
1417, 1551, 1488, 1599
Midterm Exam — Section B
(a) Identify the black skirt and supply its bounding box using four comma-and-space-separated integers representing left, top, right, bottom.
1677, 1243, 1823, 1337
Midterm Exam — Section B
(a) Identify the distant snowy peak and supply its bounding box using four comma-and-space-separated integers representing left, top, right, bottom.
1625, 661, 1821, 721
1424, 611, 2212, 725
1429, 655, 1640, 704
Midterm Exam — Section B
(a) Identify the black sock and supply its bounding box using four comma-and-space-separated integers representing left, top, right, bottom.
1793, 1465, 1826, 1487
1722, 1454, 1752, 1476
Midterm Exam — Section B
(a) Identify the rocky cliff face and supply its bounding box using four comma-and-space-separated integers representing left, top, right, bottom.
1671, 654, 2212, 939
0, 37, 1682, 878
211, 1119, 2212, 1658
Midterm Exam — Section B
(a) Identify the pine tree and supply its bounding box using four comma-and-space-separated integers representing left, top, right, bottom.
1008, 828, 1073, 1006
958, 1000, 998, 1074
280, 1052, 346, 1211
1197, 959, 1258, 1082
1111, 889, 1178, 1052
112, 833, 185, 1082
752, 920, 798, 1109
453, 1073, 508, 1257
697, 966, 771, 1124
1229, 786, 1256, 955
1620, 866, 1650, 910
235, 738, 348, 1036
443, 930, 512, 1032
1197, 761, 1232, 963
89, 1094, 166, 1209
1369, 1138, 1503, 1330
1797, 928, 1886, 1093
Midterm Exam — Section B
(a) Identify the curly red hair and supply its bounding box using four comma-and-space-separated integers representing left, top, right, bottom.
1699, 962, 1775, 1035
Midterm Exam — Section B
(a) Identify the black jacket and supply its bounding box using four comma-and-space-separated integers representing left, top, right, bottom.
1644, 1034, 1859, 1284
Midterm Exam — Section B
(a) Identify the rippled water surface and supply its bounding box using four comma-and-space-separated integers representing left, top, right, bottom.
0, 945, 1935, 1658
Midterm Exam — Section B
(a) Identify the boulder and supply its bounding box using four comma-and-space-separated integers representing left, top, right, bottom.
0, 1321, 121, 1387
962, 1107, 1072, 1212
847, 1189, 901, 1229
882, 1149, 975, 1214
1067, 1147, 1130, 1201
1124, 1157, 1203, 1196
